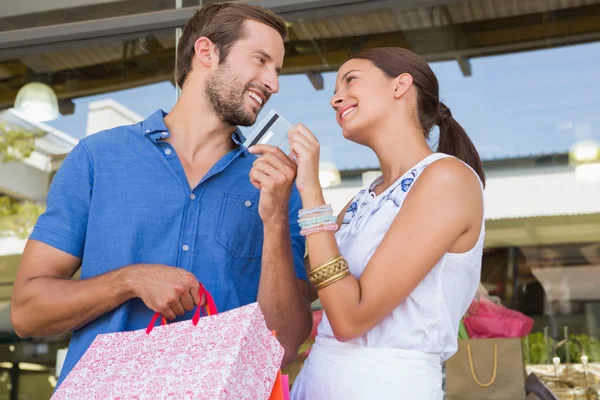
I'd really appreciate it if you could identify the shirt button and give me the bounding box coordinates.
[245,200,252,207]
[182,244,189,252]
[164,148,172,156]
[145,129,151,133]
[161,131,169,137]
[190,193,196,200]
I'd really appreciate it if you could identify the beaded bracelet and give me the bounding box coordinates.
[302,211,333,221]
[298,204,333,218]
[300,221,338,236]
[298,215,337,228]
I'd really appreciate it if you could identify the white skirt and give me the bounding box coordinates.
[290,336,443,400]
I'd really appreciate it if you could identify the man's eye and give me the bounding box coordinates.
[256,57,266,64]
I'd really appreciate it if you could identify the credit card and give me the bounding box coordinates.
[244,109,292,154]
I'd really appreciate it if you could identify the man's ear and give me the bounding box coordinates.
[393,73,414,99]
[194,36,216,67]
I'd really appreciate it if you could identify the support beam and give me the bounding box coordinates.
[306,71,324,90]
[59,99,75,116]
[1,0,121,19]
[264,0,464,22]
[525,222,541,243]
[456,55,471,77]
[280,12,600,73]
[439,5,472,77]
[10,363,19,400]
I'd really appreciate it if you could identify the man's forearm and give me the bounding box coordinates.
[257,217,312,366]
[11,268,135,338]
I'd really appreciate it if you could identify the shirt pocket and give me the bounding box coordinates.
[216,193,264,258]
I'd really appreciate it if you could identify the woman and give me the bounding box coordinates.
[268,47,484,398]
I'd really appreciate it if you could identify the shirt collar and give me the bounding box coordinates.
[142,110,249,156]
[141,110,169,143]
[232,128,249,156]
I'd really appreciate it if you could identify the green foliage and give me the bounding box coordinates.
[0,121,41,162]
[0,197,45,238]
[523,332,600,365]
[0,121,45,237]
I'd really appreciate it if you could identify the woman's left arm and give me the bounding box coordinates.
[289,126,483,342]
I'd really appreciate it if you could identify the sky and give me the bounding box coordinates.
[47,41,600,171]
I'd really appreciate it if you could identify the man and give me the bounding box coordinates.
[10,2,313,388]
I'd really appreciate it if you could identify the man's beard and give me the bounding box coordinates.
[204,63,267,127]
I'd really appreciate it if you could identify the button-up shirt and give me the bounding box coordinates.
[30,110,307,387]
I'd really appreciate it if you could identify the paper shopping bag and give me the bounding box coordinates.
[270,369,285,400]
[281,374,291,400]
[267,332,291,400]
[445,338,527,400]
[268,372,291,400]
[52,284,284,400]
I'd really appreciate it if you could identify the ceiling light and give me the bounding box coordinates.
[14,82,60,122]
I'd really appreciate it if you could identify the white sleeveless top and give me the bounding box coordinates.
[316,153,485,361]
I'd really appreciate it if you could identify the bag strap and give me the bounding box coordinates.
[467,343,498,387]
[192,283,218,325]
[146,283,218,334]
[145,313,168,334]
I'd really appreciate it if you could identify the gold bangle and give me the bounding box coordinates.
[315,268,351,291]
[309,255,349,288]
[308,254,342,285]
[308,254,344,286]
[309,255,343,275]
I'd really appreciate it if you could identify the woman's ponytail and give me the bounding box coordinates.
[436,102,486,187]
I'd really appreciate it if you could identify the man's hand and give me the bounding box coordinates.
[248,145,297,223]
[247,145,312,366]
[11,241,207,338]
[123,264,204,320]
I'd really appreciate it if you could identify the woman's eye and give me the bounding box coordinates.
[346,76,356,83]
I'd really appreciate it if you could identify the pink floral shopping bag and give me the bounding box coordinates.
[52,284,284,399]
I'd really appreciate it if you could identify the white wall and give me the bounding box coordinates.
[86,99,143,136]
[323,168,600,220]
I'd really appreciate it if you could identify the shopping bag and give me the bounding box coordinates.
[464,297,534,339]
[445,338,527,400]
[281,374,291,400]
[269,373,290,400]
[270,369,284,400]
[268,331,286,400]
[52,283,284,399]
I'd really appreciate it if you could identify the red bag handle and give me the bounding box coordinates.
[146,283,217,334]
[145,313,168,333]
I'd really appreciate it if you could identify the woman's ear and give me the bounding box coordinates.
[393,73,413,99]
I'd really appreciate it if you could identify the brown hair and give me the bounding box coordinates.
[175,2,287,88]
[348,47,486,187]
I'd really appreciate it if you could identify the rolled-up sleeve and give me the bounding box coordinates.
[29,140,94,258]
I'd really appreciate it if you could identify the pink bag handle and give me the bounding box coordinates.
[146,283,218,334]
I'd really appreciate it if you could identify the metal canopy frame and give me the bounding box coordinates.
[0,0,599,97]
[0,0,462,58]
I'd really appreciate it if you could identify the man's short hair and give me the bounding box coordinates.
[175,2,287,88]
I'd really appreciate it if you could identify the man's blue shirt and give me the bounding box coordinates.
[30,110,307,387]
